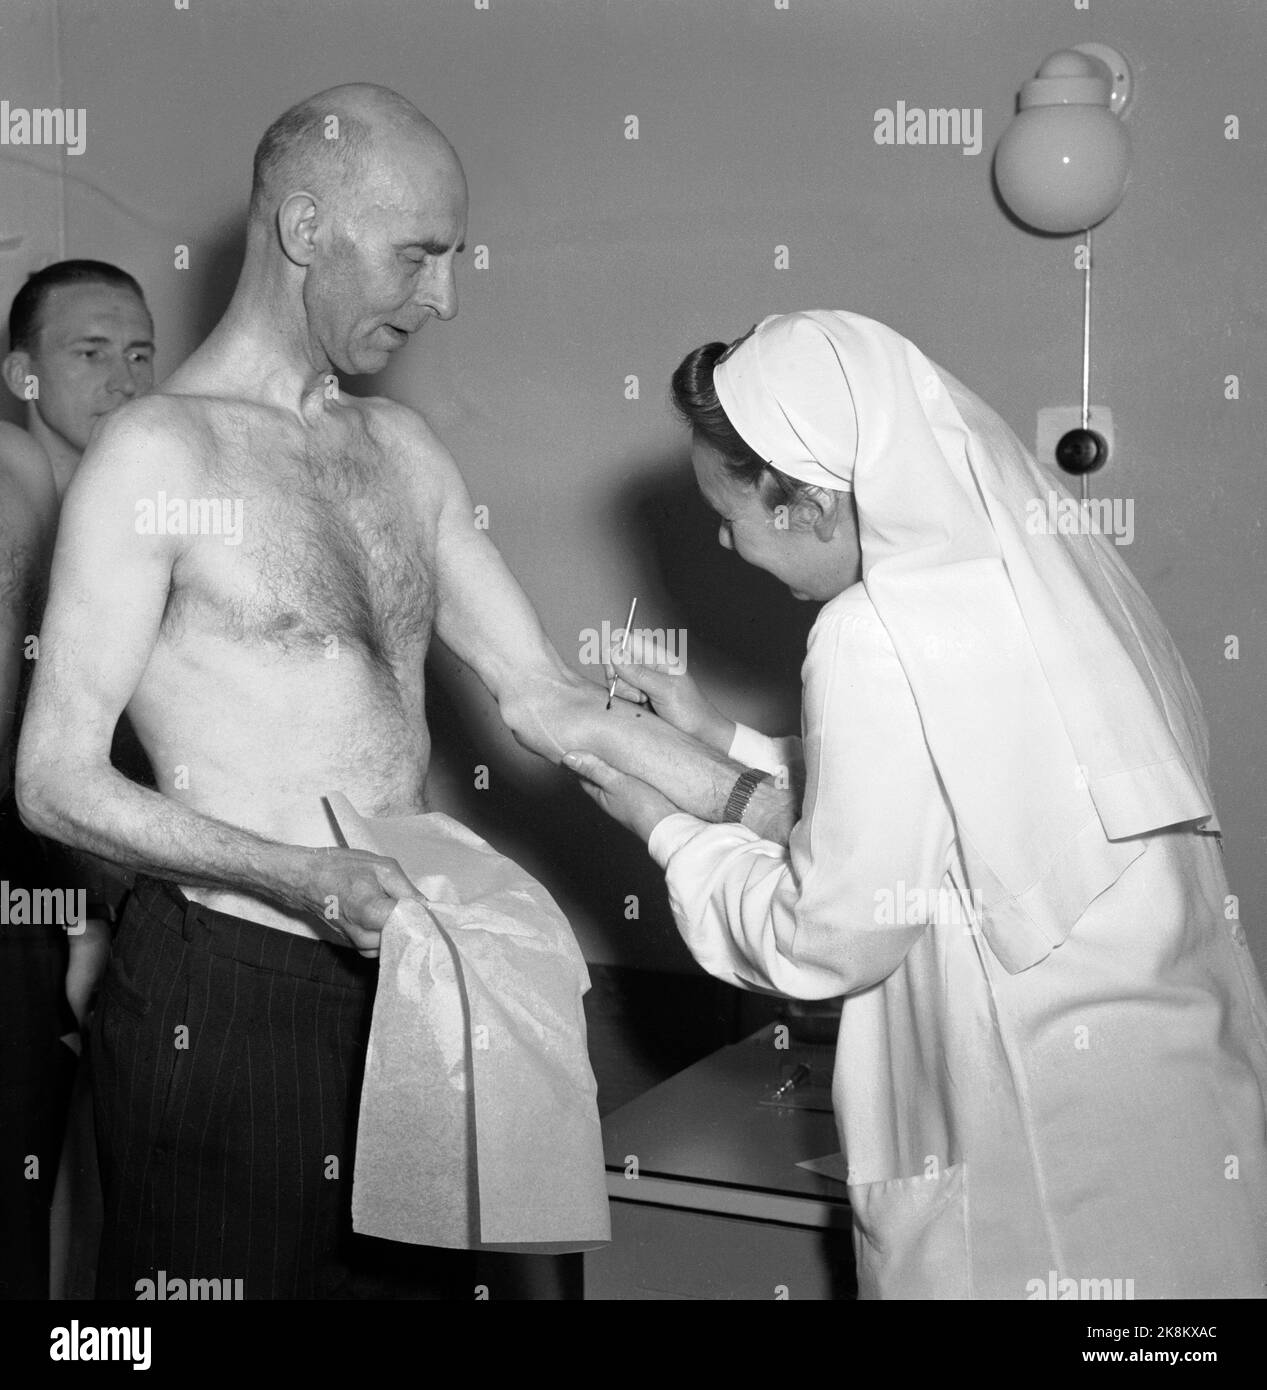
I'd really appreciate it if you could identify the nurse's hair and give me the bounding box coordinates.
[671,340,818,510]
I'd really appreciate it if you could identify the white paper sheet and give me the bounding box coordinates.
[327,792,610,1253]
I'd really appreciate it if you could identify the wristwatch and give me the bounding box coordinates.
[723,767,772,824]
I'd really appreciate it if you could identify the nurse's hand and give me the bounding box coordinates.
[605,639,735,754]
[563,750,680,843]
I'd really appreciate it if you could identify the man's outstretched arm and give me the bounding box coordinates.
[423,417,797,842]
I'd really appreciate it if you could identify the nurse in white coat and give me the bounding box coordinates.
[564,310,1267,1300]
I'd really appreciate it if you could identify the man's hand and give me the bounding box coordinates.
[604,635,735,754]
[563,751,680,843]
[300,847,425,958]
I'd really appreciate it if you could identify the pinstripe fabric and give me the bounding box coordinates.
[91,877,381,1300]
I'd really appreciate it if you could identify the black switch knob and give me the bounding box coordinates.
[1055,427,1108,475]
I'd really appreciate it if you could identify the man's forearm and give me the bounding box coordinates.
[18,764,315,912]
[508,676,734,811]
[509,677,800,841]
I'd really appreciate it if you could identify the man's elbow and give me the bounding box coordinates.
[14,734,80,839]
[14,767,56,837]
[15,758,56,837]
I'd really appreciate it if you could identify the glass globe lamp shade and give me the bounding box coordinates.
[994,49,1131,234]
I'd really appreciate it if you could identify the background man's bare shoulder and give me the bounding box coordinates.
[0,450,46,599]
[0,421,56,522]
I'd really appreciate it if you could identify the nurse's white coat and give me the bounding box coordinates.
[648,587,1267,1299]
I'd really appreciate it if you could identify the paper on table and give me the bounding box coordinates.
[327,792,610,1253]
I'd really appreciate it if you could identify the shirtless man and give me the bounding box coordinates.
[16,86,782,1298]
[2,260,155,806]
[0,261,153,1299]
[1,260,155,966]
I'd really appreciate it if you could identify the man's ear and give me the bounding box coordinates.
[276,190,321,267]
[2,350,33,404]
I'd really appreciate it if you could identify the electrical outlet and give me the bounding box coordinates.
[1035,406,1115,472]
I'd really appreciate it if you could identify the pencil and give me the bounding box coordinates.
[606,596,638,710]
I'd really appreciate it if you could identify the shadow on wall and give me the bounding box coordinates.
[188,216,248,348]
[428,448,816,967]
[620,459,819,689]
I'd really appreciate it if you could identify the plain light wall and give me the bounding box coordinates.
[0,2,68,400]
[2,0,1264,976]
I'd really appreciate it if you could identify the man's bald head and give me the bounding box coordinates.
[245,84,467,377]
[248,84,457,228]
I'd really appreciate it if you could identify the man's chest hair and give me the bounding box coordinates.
[168,401,436,669]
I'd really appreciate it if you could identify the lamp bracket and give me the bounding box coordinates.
[1073,42,1133,116]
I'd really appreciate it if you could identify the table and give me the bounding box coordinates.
[583,1025,855,1299]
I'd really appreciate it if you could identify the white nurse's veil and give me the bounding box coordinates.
[715,310,1215,973]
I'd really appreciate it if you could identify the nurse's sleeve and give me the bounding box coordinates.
[647,601,954,999]
[728,722,803,781]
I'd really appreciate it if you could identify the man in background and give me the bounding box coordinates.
[0,260,154,1297]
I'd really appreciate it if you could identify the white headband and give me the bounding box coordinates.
[713,313,859,491]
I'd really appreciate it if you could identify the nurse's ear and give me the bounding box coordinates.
[769,496,820,534]
[761,470,854,539]
[790,485,854,542]
[765,478,827,534]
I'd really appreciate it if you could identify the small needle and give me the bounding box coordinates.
[770,1063,811,1102]
[606,596,638,710]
